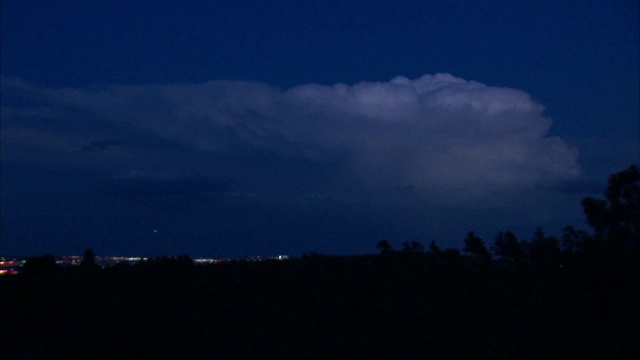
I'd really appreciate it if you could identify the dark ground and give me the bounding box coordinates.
[1,253,638,359]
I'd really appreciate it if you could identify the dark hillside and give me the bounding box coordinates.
[1,253,637,359]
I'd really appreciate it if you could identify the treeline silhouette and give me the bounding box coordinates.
[1,166,638,359]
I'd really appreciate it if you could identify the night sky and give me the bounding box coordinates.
[1,0,638,258]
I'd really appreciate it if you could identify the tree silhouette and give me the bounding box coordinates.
[581,165,640,262]
[605,165,640,242]
[427,240,442,256]
[492,231,525,263]
[527,228,561,266]
[81,248,98,268]
[582,197,608,237]
[560,226,587,254]
[411,241,424,252]
[463,232,491,262]
[376,240,393,255]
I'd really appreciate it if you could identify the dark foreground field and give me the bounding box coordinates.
[1,253,638,359]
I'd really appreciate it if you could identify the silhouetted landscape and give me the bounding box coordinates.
[1,166,638,359]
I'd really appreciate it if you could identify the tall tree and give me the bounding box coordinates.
[527,228,561,266]
[560,226,590,255]
[582,165,640,253]
[492,231,525,263]
[427,240,442,256]
[81,248,97,267]
[463,232,491,262]
[376,240,393,255]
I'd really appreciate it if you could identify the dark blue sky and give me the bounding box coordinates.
[1,0,638,257]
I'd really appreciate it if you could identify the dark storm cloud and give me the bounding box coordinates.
[2,74,580,205]
[98,172,232,199]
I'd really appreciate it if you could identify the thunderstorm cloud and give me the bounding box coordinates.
[2,74,580,203]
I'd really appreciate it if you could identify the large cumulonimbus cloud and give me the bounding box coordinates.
[2,73,580,201]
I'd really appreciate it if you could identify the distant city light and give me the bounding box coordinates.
[0,254,290,275]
